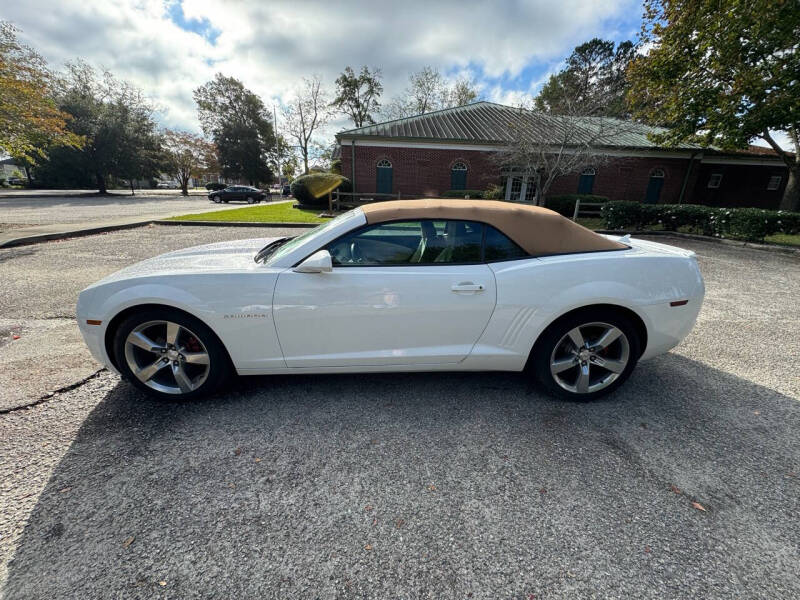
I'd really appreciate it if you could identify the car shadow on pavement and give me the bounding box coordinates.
[5,354,800,599]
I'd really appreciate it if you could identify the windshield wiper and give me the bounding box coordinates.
[254,237,289,263]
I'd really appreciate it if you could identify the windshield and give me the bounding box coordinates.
[262,208,362,266]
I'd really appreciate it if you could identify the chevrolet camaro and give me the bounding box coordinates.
[77,200,704,401]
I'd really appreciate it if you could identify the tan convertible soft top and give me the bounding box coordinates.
[361,199,626,256]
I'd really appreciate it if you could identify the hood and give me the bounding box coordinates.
[89,237,282,286]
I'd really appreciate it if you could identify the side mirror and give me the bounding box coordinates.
[293,250,333,273]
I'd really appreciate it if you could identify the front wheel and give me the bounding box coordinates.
[113,309,230,400]
[531,309,641,401]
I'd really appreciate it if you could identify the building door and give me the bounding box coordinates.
[645,169,665,204]
[505,176,523,202]
[376,159,393,194]
[504,175,537,203]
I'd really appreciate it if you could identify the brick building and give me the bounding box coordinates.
[336,102,788,209]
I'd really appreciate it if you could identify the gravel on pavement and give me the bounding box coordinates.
[0,227,798,599]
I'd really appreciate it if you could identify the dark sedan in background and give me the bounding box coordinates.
[208,186,267,204]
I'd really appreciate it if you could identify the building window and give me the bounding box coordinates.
[707,173,723,189]
[767,175,782,191]
[577,167,596,194]
[376,159,393,194]
[645,168,665,204]
[450,161,468,190]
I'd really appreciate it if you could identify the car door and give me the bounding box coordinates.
[272,219,497,367]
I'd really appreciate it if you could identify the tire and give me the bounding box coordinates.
[531,308,641,401]
[113,308,231,400]
[247,196,255,204]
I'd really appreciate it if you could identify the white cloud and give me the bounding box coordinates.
[6,0,640,141]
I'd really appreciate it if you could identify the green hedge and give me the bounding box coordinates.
[601,201,800,242]
[545,194,610,217]
[291,173,352,206]
[441,189,485,198]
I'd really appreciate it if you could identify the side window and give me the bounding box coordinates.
[327,220,483,266]
[484,225,528,261]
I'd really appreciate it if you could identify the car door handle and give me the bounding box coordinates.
[451,282,485,292]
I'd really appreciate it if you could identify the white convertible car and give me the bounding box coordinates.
[77,200,704,401]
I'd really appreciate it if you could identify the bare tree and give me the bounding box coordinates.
[495,99,638,205]
[384,67,483,119]
[441,76,481,108]
[282,75,330,174]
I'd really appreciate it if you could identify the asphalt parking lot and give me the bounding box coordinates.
[0,226,798,598]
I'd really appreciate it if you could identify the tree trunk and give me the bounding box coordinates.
[130,180,135,196]
[779,166,799,212]
[97,173,107,194]
[181,179,188,196]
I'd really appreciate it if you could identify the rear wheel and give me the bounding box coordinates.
[113,308,230,400]
[532,309,641,401]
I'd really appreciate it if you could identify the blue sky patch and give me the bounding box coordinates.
[167,0,220,44]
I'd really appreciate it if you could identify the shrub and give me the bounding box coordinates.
[330,159,342,175]
[601,201,800,242]
[291,173,351,206]
[205,182,226,191]
[441,189,485,198]
[545,194,610,217]
[484,183,504,199]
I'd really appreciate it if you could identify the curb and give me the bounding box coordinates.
[0,220,154,249]
[155,220,317,229]
[597,229,800,255]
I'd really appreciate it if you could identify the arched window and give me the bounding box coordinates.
[645,168,665,204]
[450,161,468,190]
[376,159,393,194]
[577,167,596,194]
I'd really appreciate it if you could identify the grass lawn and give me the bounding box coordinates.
[167,201,328,224]
[764,232,800,247]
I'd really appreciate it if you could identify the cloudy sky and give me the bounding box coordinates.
[6,0,643,142]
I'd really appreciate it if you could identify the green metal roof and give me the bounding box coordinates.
[336,101,701,151]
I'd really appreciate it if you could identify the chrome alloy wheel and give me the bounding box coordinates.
[124,320,211,395]
[549,321,630,395]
